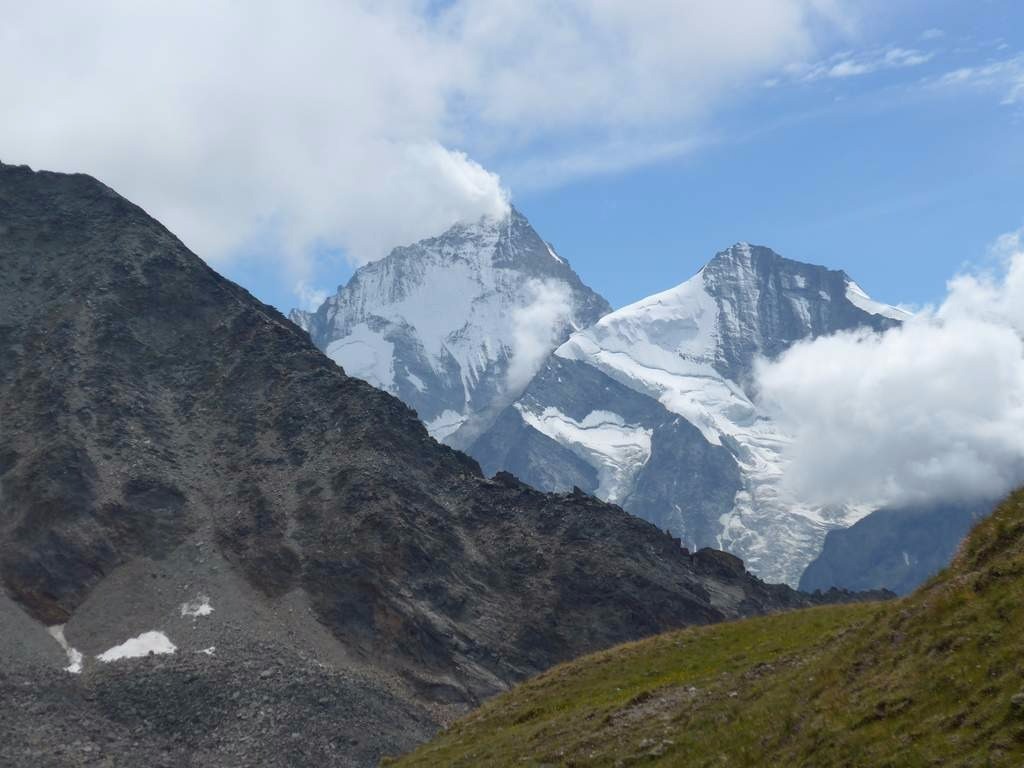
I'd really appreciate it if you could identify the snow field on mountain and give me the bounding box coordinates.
[516,406,652,504]
[544,246,903,584]
[326,324,396,390]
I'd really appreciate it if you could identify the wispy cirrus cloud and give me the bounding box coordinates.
[504,136,708,192]
[931,54,1024,105]
[781,45,935,83]
[766,33,1024,117]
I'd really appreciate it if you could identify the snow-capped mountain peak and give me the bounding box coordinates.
[559,242,903,391]
[473,244,907,585]
[295,206,610,444]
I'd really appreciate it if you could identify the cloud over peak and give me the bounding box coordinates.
[0,0,854,301]
[756,229,1024,509]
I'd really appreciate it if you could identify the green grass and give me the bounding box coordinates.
[392,490,1024,767]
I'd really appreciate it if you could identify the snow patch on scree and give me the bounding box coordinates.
[180,595,213,618]
[98,631,177,662]
[47,625,84,674]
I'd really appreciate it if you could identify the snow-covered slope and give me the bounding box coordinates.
[298,207,610,444]
[288,308,312,333]
[472,243,907,585]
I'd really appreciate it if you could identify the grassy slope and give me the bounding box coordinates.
[393,490,1024,767]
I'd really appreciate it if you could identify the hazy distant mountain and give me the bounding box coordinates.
[800,500,993,595]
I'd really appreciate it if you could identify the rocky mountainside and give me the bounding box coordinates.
[471,244,910,585]
[0,163,854,767]
[295,207,610,445]
[395,489,1024,768]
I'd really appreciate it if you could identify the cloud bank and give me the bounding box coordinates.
[0,0,852,300]
[756,230,1024,509]
[0,2,507,278]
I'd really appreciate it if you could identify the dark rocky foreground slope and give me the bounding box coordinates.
[0,163,873,767]
[396,490,1024,768]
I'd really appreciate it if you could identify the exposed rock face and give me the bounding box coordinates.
[800,500,993,595]
[471,244,909,585]
[698,244,906,381]
[296,207,611,444]
[0,163,841,766]
[472,356,743,552]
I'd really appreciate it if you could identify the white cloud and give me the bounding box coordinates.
[445,0,850,133]
[504,137,707,192]
[293,282,330,313]
[992,228,1023,258]
[506,279,573,394]
[0,1,502,282]
[755,228,1024,509]
[0,1,853,302]
[920,28,945,41]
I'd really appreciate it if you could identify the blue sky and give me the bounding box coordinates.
[3,1,1021,314]
[221,1,1023,314]
[511,1,1024,311]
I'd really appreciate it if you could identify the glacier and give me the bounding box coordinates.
[294,222,908,586]
[472,243,905,585]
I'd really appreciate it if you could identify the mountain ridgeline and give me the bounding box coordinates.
[471,244,911,585]
[0,163,869,767]
[297,233,913,586]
